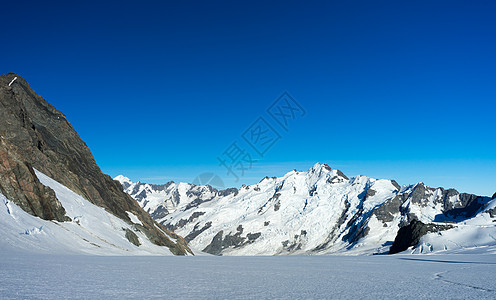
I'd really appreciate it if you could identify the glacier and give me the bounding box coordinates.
[1,249,495,299]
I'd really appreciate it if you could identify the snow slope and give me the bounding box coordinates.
[413,206,496,254]
[0,170,183,255]
[117,163,496,256]
[1,251,495,299]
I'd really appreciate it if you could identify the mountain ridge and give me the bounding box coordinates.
[116,162,496,255]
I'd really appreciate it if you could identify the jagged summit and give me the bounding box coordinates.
[114,175,133,189]
[117,162,496,256]
[114,175,132,182]
[115,162,350,218]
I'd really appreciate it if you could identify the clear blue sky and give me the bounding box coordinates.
[2,1,495,195]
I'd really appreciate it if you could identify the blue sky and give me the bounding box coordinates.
[2,1,495,195]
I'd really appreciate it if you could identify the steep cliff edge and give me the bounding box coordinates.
[0,73,191,255]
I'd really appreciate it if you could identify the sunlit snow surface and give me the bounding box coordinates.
[0,249,495,299]
[0,170,176,255]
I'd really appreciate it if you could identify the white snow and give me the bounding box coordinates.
[114,175,132,185]
[8,76,17,86]
[0,250,495,299]
[0,170,179,255]
[126,211,143,225]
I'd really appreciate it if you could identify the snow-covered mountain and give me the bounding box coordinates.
[115,175,236,220]
[116,163,496,255]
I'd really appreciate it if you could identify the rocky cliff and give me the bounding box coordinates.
[0,73,191,255]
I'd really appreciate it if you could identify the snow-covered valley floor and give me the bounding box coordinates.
[1,250,495,299]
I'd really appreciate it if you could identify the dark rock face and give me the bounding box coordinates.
[149,182,173,192]
[0,73,190,255]
[390,180,401,190]
[409,183,435,206]
[443,193,487,219]
[373,183,490,225]
[409,185,487,218]
[365,188,376,198]
[202,227,262,255]
[389,220,452,254]
[202,231,225,255]
[492,193,496,200]
[373,194,404,224]
[150,205,169,219]
[0,147,69,222]
[322,163,332,172]
[167,211,206,232]
[124,228,141,247]
[336,169,349,180]
[184,221,212,242]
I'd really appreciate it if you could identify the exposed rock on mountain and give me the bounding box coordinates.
[0,73,190,255]
[117,163,496,256]
[388,220,453,254]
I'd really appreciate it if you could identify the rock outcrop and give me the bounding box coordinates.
[388,220,452,254]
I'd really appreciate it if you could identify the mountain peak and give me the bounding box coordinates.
[2,73,28,89]
[0,74,191,255]
[309,162,332,173]
[114,175,132,184]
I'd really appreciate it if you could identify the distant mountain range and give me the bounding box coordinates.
[116,164,496,255]
[0,73,191,255]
